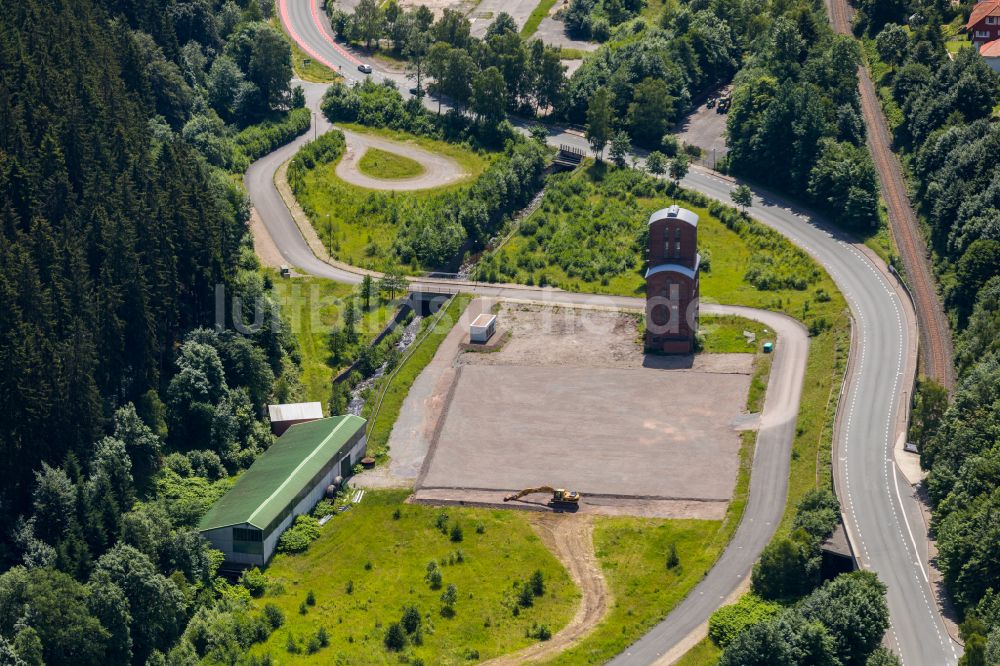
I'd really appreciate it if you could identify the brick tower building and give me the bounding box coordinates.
[645,205,700,353]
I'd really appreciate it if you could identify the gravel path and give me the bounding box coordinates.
[335,128,469,191]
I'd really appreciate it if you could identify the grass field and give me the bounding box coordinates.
[249,490,579,665]
[270,17,339,83]
[698,315,771,354]
[521,0,559,37]
[558,47,589,60]
[673,636,722,666]
[294,125,489,273]
[270,275,395,405]
[539,518,726,665]
[357,147,426,179]
[942,15,973,55]
[362,294,473,461]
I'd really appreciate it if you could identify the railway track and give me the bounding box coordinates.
[827,0,955,388]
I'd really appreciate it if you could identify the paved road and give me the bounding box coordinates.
[266,3,958,663]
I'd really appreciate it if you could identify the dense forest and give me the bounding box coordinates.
[0,0,315,663]
[856,0,1000,661]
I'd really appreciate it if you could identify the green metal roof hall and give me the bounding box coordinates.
[198,414,367,568]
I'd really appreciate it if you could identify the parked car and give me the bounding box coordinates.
[706,97,716,108]
[409,86,425,97]
[357,63,373,74]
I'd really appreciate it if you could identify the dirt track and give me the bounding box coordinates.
[334,128,469,191]
[480,515,609,666]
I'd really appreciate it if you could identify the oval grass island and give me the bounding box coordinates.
[357,147,426,180]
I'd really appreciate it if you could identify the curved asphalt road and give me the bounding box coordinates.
[265,3,960,664]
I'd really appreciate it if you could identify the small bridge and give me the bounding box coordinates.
[553,144,585,170]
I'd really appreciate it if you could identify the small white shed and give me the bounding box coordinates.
[268,401,324,436]
[470,313,497,344]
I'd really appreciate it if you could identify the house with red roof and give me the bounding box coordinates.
[967,0,1000,47]
[980,39,1000,72]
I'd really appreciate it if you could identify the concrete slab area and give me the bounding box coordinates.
[417,363,751,511]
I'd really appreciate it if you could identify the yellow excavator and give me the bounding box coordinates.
[503,486,582,505]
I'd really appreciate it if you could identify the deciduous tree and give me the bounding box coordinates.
[586,87,612,160]
[731,184,753,213]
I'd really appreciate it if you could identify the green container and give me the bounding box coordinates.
[763,341,774,353]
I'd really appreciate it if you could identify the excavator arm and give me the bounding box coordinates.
[504,486,555,502]
[503,487,581,503]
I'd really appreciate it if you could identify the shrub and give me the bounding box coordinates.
[306,590,316,606]
[298,601,307,615]
[517,583,535,608]
[450,523,464,542]
[792,488,840,541]
[277,515,321,554]
[312,499,336,517]
[262,603,285,629]
[476,522,486,534]
[708,593,782,648]
[435,513,449,533]
[317,626,329,647]
[532,624,552,641]
[401,605,421,634]
[384,622,406,651]
[441,583,458,617]
[751,530,822,601]
[666,544,680,569]
[231,108,311,173]
[239,567,270,598]
[530,570,545,596]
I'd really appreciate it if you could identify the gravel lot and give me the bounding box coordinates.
[411,304,753,518]
[675,88,731,164]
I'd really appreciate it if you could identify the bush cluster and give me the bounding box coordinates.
[230,107,312,172]
[276,515,321,554]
